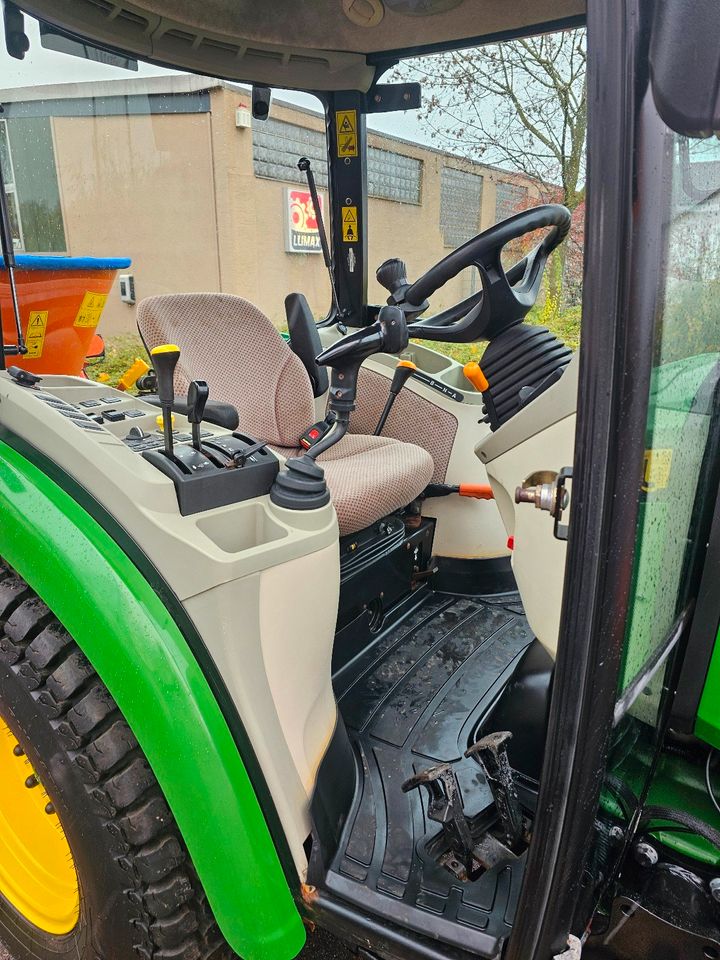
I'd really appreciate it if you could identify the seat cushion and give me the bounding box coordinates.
[275,434,434,537]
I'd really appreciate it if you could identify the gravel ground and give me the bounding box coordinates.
[0,927,357,960]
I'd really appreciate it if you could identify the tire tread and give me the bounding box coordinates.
[0,562,234,960]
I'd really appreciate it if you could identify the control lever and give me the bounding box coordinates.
[150,344,181,459]
[465,731,523,847]
[231,439,268,467]
[376,258,429,316]
[374,360,416,436]
[187,379,209,451]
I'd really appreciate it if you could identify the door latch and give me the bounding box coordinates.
[514,467,572,540]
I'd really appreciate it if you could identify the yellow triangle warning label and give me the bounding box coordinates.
[335,111,358,157]
[342,206,358,242]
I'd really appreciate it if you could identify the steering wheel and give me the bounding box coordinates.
[376,204,571,344]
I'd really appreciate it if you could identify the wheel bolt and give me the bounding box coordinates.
[44,802,55,815]
[24,773,39,789]
[13,744,24,756]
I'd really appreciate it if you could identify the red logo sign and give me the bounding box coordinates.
[287,188,323,254]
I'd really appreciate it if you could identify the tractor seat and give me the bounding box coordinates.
[137,293,434,536]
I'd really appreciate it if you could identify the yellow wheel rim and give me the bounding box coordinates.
[0,713,80,934]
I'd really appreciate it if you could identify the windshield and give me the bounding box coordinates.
[372,27,586,364]
[1,14,334,352]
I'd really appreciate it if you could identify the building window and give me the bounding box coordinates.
[368,146,421,204]
[440,167,483,247]
[253,118,328,187]
[253,118,422,205]
[0,121,24,250]
[0,118,66,253]
[495,180,528,221]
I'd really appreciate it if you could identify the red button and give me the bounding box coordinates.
[309,428,320,439]
[507,536,515,550]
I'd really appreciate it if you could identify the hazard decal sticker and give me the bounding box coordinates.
[336,110,358,158]
[25,310,48,359]
[342,205,358,242]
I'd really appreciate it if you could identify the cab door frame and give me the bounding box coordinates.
[505,0,667,956]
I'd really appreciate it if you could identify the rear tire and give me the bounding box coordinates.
[0,559,234,960]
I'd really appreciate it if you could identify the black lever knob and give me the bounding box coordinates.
[187,381,209,423]
[187,379,209,451]
[150,344,180,456]
[151,344,180,405]
[376,258,409,297]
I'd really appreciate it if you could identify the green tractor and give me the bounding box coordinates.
[1,1,719,959]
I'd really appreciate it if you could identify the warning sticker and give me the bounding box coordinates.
[335,110,358,158]
[642,448,673,493]
[25,311,48,359]
[74,291,108,329]
[342,205,358,242]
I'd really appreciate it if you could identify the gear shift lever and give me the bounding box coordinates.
[150,344,180,458]
[374,359,416,436]
[187,379,209,451]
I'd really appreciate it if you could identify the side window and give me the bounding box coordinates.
[0,120,24,249]
[0,117,66,253]
[620,136,720,703]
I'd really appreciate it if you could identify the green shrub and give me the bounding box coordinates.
[91,304,582,387]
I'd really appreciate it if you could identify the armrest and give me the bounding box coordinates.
[142,395,240,431]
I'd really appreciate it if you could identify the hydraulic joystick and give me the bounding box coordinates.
[150,343,181,458]
[187,379,209,451]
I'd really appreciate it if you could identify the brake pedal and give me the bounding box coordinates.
[466,731,523,847]
[402,762,477,878]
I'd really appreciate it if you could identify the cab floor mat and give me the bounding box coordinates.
[327,591,535,959]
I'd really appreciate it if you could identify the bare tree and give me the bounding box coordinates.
[394,29,586,304]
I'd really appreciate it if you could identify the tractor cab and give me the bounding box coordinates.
[1,3,720,960]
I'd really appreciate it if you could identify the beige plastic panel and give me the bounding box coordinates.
[0,372,339,877]
[318,328,509,560]
[476,357,579,657]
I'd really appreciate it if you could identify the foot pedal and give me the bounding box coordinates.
[466,731,523,846]
[402,763,478,879]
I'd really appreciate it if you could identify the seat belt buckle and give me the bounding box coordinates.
[299,418,334,450]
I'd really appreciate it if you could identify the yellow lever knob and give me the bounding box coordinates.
[463,361,489,393]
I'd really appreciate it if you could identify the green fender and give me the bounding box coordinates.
[0,439,306,960]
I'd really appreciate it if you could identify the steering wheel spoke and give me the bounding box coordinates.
[397,203,571,344]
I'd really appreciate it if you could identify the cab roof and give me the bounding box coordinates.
[18,0,585,92]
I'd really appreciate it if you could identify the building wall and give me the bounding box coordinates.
[32,85,536,337]
[52,111,221,337]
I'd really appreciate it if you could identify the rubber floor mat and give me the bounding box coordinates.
[328,591,535,957]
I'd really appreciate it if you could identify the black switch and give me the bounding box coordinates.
[104,410,126,422]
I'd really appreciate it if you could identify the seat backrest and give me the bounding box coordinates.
[285,292,329,398]
[137,293,315,447]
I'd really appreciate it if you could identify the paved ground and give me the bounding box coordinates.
[0,927,357,959]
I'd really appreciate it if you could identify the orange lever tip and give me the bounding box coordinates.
[397,359,417,370]
[458,483,494,500]
[463,361,489,393]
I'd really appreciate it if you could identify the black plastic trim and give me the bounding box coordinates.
[505,3,663,957]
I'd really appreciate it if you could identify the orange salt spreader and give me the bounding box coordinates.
[1,255,131,376]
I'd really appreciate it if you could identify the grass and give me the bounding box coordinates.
[88,306,581,388]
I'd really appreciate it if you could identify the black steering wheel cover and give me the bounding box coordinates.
[405,203,571,307]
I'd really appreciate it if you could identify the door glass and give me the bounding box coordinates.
[620,134,720,704]
[583,124,720,930]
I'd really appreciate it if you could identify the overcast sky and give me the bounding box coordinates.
[2,15,433,146]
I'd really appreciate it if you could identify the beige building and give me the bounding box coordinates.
[1,74,536,336]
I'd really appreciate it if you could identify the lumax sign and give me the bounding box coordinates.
[286,188,323,254]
